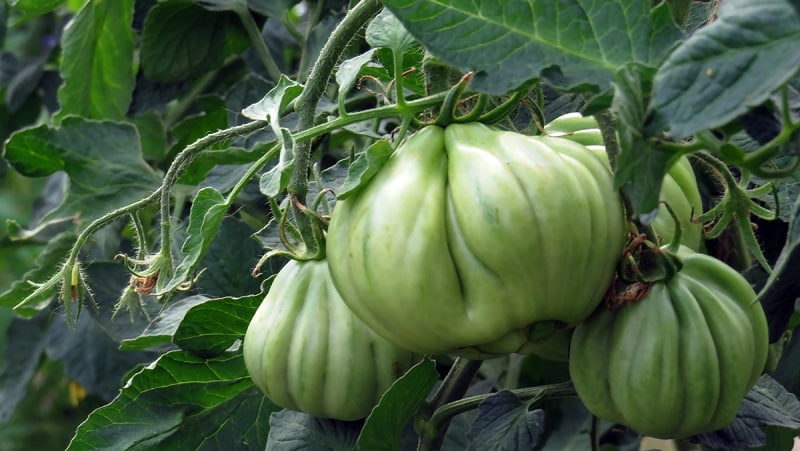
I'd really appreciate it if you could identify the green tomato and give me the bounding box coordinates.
[243,259,418,421]
[545,113,704,250]
[327,123,626,358]
[569,248,768,439]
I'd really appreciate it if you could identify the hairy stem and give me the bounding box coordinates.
[67,190,161,273]
[288,0,382,248]
[159,120,267,265]
[594,110,620,168]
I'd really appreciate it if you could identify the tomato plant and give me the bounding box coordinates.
[1,0,800,450]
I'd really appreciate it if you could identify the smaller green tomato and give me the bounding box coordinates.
[569,248,769,439]
[243,259,418,421]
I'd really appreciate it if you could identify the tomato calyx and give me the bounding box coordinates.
[604,228,684,310]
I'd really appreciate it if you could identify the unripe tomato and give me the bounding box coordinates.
[243,259,418,421]
[545,113,704,250]
[569,248,768,439]
[327,123,626,358]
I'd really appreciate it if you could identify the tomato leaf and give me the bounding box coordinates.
[611,63,682,216]
[132,112,168,163]
[3,117,161,224]
[67,350,277,450]
[758,193,800,341]
[55,0,135,121]
[358,359,439,451]
[140,1,249,83]
[647,0,800,138]
[196,219,264,298]
[464,391,545,451]
[337,140,393,200]
[157,187,228,295]
[246,0,300,18]
[8,0,66,18]
[46,311,158,401]
[772,330,800,397]
[194,0,248,14]
[119,295,210,351]
[244,76,302,197]
[691,375,800,449]
[366,8,417,53]
[335,49,377,115]
[265,410,362,450]
[381,0,683,94]
[172,293,263,358]
[6,56,47,113]
[0,313,49,424]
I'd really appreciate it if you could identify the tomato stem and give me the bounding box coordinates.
[417,358,482,451]
[236,8,283,82]
[288,0,382,252]
[419,380,577,450]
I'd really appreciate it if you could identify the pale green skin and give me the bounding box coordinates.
[544,112,704,250]
[243,259,418,421]
[569,250,769,439]
[326,123,626,357]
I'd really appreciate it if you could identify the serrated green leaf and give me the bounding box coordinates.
[337,140,393,200]
[157,188,228,295]
[67,350,278,451]
[242,75,302,124]
[358,359,438,451]
[243,76,301,197]
[693,375,800,449]
[56,0,135,121]
[611,63,681,216]
[140,1,249,83]
[173,293,262,357]
[335,49,377,114]
[266,410,362,451]
[0,231,75,315]
[648,0,800,138]
[465,391,545,451]
[3,117,161,224]
[119,295,210,351]
[366,8,417,52]
[381,0,683,94]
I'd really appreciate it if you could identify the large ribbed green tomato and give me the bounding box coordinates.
[326,123,626,358]
[569,249,768,439]
[243,259,418,421]
[544,113,704,250]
